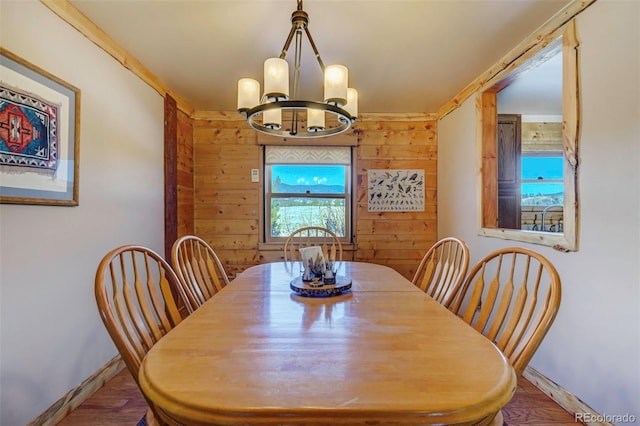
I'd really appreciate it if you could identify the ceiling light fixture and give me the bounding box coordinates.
[237,0,358,139]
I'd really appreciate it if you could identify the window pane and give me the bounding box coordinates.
[271,165,346,193]
[521,157,563,180]
[270,197,346,237]
[522,183,564,205]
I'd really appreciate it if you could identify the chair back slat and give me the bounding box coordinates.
[125,274,158,353]
[158,262,183,329]
[484,254,517,340]
[116,256,158,356]
[283,226,343,262]
[475,272,501,333]
[417,257,437,292]
[496,283,528,352]
[141,253,175,339]
[190,243,214,300]
[509,289,553,367]
[461,270,485,326]
[431,243,458,300]
[200,244,225,293]
[486,277,514,341]
[176,245,204,307]
[499,259,538,354]
[112,274,150,362]
[432,257,452,300]
[452,247,561,376]
[412,237,469,308]
[171,235,230,312]
[502,264,543,358]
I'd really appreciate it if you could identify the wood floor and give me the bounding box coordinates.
[56,368,581,426]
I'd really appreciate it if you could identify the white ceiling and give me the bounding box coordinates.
[68,0,571,114]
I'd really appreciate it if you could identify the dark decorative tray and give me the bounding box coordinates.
[290,275,352,297]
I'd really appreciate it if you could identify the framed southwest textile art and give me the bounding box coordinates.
[0,48,80,206]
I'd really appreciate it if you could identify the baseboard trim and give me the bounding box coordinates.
[523,366,612,425]
[28,355,125,426]
[25,358,608,425]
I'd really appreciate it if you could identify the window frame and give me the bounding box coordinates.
[263,147,353,244]
[520,151,564,205]
[477,20,579,252]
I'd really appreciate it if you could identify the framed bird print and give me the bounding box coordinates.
[367,169,424,212]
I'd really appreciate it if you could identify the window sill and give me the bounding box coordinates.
[478,227,576,252]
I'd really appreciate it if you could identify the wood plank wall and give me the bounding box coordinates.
[354,118,438,279]
[522,122,562,152]
[164,96,178,259]
[176,109,194,236]
[187,114,437,280]
[192,116,263,278]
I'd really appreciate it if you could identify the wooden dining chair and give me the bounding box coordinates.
[95,245,189,426]
[171,235,230,312]
[283,226,343,262]
[450,246,562,376]
[411,237,469,309]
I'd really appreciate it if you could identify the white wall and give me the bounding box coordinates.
[0,2,166,425]
[438,0,639,419]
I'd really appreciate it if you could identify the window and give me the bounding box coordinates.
[521,154,564,206]
[520,153,565,233]
[264,146,352,242]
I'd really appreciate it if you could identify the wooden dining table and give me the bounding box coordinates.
[139,261,516,425]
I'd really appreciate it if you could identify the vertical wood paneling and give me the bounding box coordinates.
[191,115,438,280]
[479,91,498,229]
[193,120,263,277]
[177,109,194,237]
[164,96,178,259]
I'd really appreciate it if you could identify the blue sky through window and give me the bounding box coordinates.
[271,165,346,193]
[522,157,563,196]
[522,157,563,180]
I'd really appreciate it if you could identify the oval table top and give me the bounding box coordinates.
[140,261,516,425]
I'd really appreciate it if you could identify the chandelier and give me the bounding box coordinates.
[237,0,358,139]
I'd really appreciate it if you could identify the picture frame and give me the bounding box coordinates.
[367,169,425,212]
[1,48,80,206]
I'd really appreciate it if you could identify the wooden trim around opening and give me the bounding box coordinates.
[477,20,580,252]
[27,356,125,426]
[523,366,613,426]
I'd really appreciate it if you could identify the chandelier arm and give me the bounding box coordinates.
[291,28,304,134]
[293,28,303,99]
[279,25,298,60]
[303,27,326,71]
